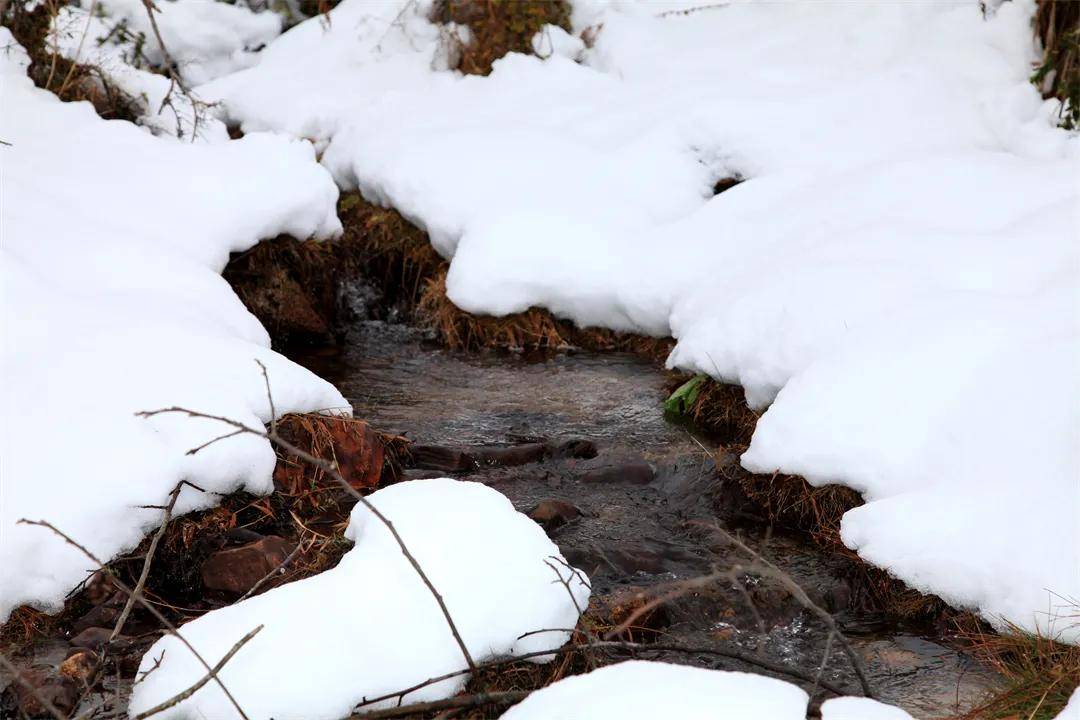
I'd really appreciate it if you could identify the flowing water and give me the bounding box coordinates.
[292,319,1001,718]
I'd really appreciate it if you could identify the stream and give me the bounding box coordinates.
[291,319,1001,719]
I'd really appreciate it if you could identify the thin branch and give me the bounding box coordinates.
[132,625,263,719]
[353,636,852,713]
[110,480,193,642]
[698,522,875,698]
[236,539,306,603]
[350,690,528,719]
[139,386,477,672]
[18,519,252,720]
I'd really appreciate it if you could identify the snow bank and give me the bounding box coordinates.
[501,660,913,720]
[128,478,589,720]
[49,0,282,140]
[201,0,1080,640]
[0,29,344,621]
[80,0,281,85]
[1057,688,1080,720]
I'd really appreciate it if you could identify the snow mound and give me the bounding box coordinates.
[81,0,281,85]
[0,28,344,621]
[501,660,914,720]
[202,0,1080,640]
[128,478,590,720]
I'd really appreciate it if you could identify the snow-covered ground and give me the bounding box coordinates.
[0,25,344,619]
[201,0,1080,642]
[2,0,1078,716]
[128,478,590,719]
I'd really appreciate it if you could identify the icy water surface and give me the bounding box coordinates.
[293,320,1001,719]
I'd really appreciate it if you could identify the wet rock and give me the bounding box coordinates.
[6,666,78,718]
[547,438,598,459]
[402,468,448,480]
[71,600,121,634]
[59,650,99,687]
[82,571,117,606]
[589,585,669,641]
[579,460,655,485]
[408,445,475,473]
[69,627,112,651]
[527,499,582,532]
[274,415,388,499]
[70,627,136,654]
[472,443,547,467]
[201,536,295,596]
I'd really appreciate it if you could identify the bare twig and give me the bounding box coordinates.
[110,480,197,642]
[350,690,528,719]
[237,538,307,603]
[138,361,477,671]
[700,522,875,698]
[353,636,852,712]
[18,519,252,720]
[132,625,263,719]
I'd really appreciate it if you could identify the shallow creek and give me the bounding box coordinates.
[291,320,1001,719]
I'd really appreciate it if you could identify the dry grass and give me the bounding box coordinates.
[3,2,139,121]
[0,607,62,653]
[960,616,1080,719]
[432,0,572,76]
[1034,0,1080,129]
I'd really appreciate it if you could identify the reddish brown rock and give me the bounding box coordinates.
[579,460,655,485]
[527,499,582,532]
[69,626,111,651]
[273,415,391,511]
[408,445,476,473]
[201,536,295,596]
[472,443,547,467]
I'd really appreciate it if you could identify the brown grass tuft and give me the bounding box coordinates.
[1034,0,1080,129]
[959,615,1080,719]
[0,606,61,652]
[3,2,140,121]
[433,0,573,76]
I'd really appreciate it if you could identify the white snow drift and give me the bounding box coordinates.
[501,660,914,720]
[201,0,1080,640]
[0,28,345,621]
[128,479,590,720]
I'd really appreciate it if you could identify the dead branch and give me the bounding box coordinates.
[351,690,528,719]
[110,480,199,643]
[710,523,874,698]
[18,519,252,720]
[131,625,263,719]
[602,523,875,698]
[137,360,477,671]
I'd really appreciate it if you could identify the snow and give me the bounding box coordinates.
[821,696,916,720]
[501,660,914,720]
[1057,688,1080,720]
[48,0,282,141]
[0,28,345,621]
[128,478,590,720]
[79,0,281,85]
[199,0,1080,640]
